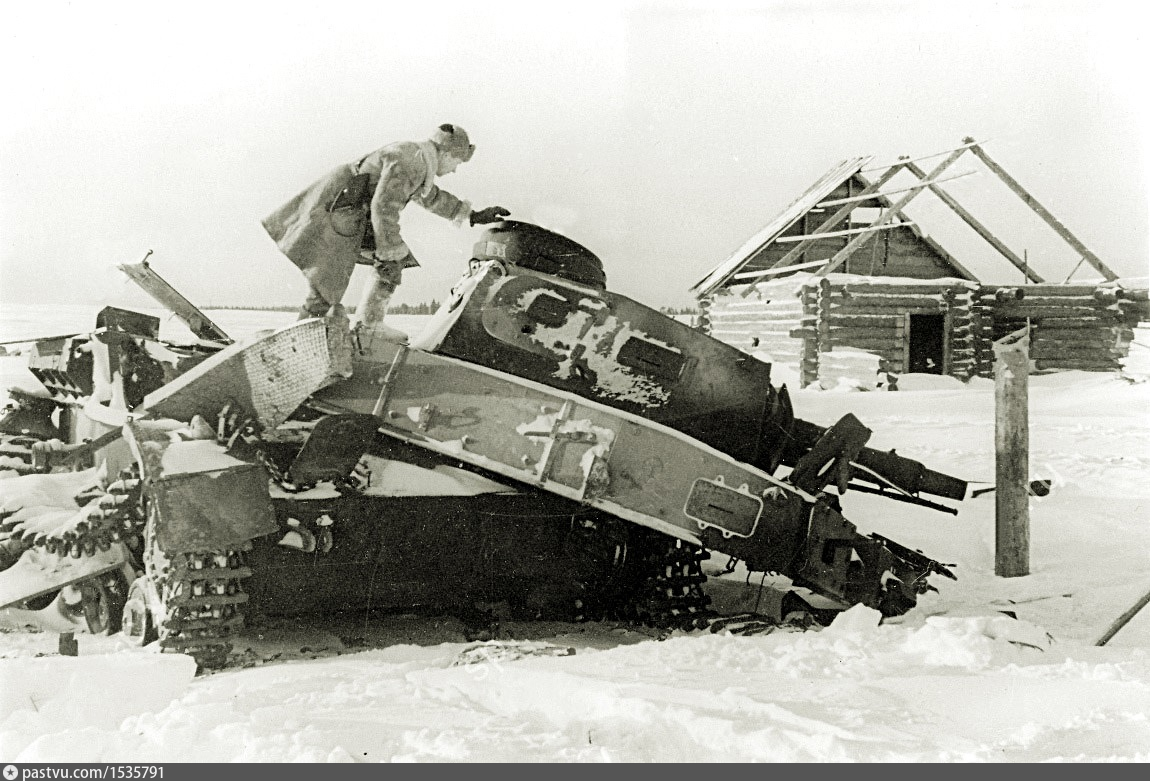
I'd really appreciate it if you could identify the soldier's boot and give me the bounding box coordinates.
[353,269,406,353]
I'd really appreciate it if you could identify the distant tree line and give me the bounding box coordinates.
[659,306,699,316]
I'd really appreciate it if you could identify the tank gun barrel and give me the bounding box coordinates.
[783,417,967,504]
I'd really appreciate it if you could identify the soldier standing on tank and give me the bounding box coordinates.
[261,123,510,331]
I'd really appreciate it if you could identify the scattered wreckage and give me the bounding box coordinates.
[0,222,967,669]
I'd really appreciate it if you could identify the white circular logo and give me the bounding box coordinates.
[3,765,18,781]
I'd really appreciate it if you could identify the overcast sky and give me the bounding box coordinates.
[2,0,1146,311]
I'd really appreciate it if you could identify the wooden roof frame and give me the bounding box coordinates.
[692,138,1119,297]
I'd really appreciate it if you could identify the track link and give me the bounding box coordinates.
[0,466,145,559]
[625,537,715,630]
[0,433,39,476]
[151,547,252,670]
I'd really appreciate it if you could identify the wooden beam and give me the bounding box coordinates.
[967,142,1119,281]
[739,164,907,297]
[774,221,915,243]
[860,137,986,173]
[901,159,1044,283]
[817,147,970,277]
[816,171,976,208]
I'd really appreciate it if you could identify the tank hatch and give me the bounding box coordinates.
[471,220,607,289]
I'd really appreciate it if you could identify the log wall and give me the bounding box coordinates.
[976,285,1144,374]
[699,275,1149,388]
[702,276,810,382]
[819,279,976,386]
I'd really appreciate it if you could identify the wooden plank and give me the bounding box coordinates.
[860,138,985,173]
[1020,315,1119,327]
[991,307,1107,319]
[902,159,1043,283]
[828,338,906,352]
[828,327,901,340]
[968,142,1118,281]
[818,146,970,277]
[828,305,943,316]
[710,302,804,314]
[708,315,804,327]
[1034,359,1120,371]
[1016,285,1107,296]
[1034,351,1123,361]
[1032,353,1121,366]
[825,315,905,328]
[1031,341,1121,354]
[839,283,971,296]
[833,295,948,309]
[775,221,915,243]
[992,295,1108,306]
[711,321,801,334]
[1034,330,1118,342]
[714,296,805,309]
[943,310,954,375]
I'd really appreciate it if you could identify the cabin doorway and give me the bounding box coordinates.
[907,314,946,374]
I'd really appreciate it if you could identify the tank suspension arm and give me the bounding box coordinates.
[30,427,125,473]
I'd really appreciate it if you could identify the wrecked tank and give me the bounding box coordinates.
[0,222,967,670]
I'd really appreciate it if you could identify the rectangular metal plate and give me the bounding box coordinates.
[152,464,278,553]
[683,478,762,538]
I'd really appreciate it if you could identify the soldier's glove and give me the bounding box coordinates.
[469,206,511,226]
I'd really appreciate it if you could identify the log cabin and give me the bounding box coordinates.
[691,139,1149,388]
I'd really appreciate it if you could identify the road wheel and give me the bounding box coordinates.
[80,570,128,635]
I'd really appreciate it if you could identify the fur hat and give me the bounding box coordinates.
[431,123,474,162]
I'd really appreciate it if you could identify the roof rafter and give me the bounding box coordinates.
[734,164,906,297]
[966,140,1118,281]
[815,146,969,277]
[897,158,1043,282]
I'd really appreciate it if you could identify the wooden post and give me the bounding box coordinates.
[993,326,1031,577]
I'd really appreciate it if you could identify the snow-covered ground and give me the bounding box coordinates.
[1,310,1149,762]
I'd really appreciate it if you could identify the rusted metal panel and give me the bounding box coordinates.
[149,465,277,554]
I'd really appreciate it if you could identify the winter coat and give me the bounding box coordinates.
[262,141,471,306]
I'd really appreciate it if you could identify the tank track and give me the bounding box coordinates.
[0,466,145,558]
[147,546,252,670]
[567,518,797,637]
[561,517,716,631]
[0,433,39,476]
[624,537,715,629]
